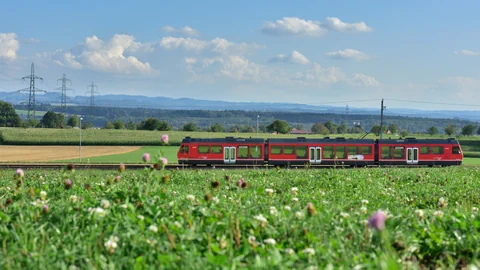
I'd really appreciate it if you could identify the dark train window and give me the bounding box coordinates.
[180,145,189,153]
[323,146,334,159]
[348,146,358,155]
[198,146,209,153]
[394,147,405,159]
[420,147,429,154]
[296,146,307,158]
[271,146,282,155]
[250,146,262,158]
[360,146,372,155]
[284,146,294,155]
[336,146,346,159]
[452,146,461,154]
[238,146,249,158]
[381,146,392,159]
[432,146,444,154]
[211,146,222,154]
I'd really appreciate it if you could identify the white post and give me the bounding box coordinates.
[256,115,259,137]
[79,117,83,162]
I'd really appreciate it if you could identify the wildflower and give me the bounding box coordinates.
[285,248,295,255]
[84,183,91,191]
[237,178,244,187]
[368,211,387,231]
[438,197,447,208]
[120,204,128,209]
[360,206,367,214]
[137,215,145,220]
[42,204,49,214]
[211,181,220,189]
[161,134,169,144]
[31,199,43,207]
[212,196,219,204]
[340,212,350,218]
[15,168,24,178]
[64,179,73,189]
[101,200,110,209]
[70,195,78,203]
[104,236,119,254]
[303,248,315,255]
[40,191,47,200]
[94,208,106,218]
[265,188,274,195]
[307,203,316,216]
[118,163,126,172]
[295,211,304,219]
[148,225,158,233]
[473,207,479,213]
[142,153,150,163]
[114,176,121,183]
[248,236,257,247]
[434,210,444,219]
[186,195,195,201]
[292,197,299,202]
[254,214,268,226]
[160,157,168,166]
[174,221,182,228]
[270,206,278,216]
[417,173,422,178]
[414,209,424,219]
[264,238,276,245]
[241,181,248,188]
[361,200,369,205]
[284,205,291,211]
[146,238,157,247]
[291,187,298,195]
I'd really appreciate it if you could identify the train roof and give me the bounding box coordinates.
[268,137,375,144]
[181,136,264,143]
[377,137,460,144]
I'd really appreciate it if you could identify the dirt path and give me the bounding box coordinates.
[0,146,141,162]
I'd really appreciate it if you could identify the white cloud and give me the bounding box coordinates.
[326,49,370,61]
[294,63,379,87]
[269,50,310,64]
[261,17,326,37]
[0,33,20,60]
[348,73,380,87]
[454,50,480,56]
[325,17,373,32]
[159,36,264,55]
[162,25,200,37]
[53,34,154,74]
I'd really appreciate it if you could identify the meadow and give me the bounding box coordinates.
[1,165,479,269]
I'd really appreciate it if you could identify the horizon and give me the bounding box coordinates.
[1,1,479,111]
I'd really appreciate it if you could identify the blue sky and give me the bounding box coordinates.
[1,0,479,110]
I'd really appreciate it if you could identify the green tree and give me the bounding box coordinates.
[125,121,137,130]
[427,126,438,136]
[0,101,22,127]
[461,124,476,136]
[139,118,171,131]
[387,123,398,134]
[183,122,199,132]
[104,121,114,129]
[477,126,480,135]
[67,115,79,128]
[208,123,224,132]
[113,120,124,130]
[41,111,65,128]
[337,122,348,134]
[311,122,330,135]
[266,120,290,134]
[400,130,409,137]
[444,124,456,136]
[370,126,381,136]
[324,121,337,134]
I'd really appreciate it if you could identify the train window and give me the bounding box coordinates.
[198,146,209,154]
[347,146,358,155]
[394,147,405,159]
[296,146,307,158]
[238,146,249,158]
[420,147,430,154]
[250,146,262,158]
[432,146,444,154]
[323,146,334,159]
[271,146,282,155]
[452,146,461,154]
[183,146,189,153]
[336,146,346,159]
[284,146,294,155]
[381,146,392,159]
[211,146,222,154]
[360,146,372,155]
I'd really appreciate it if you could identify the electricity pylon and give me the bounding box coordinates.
[54,74,74,115]
[17,63,47,119]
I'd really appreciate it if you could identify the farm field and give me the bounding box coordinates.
[1,167,479,268]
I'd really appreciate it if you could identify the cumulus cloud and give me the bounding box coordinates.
[294,63,379,87]
[162,25,200,36]
[348,73,380,87]
[261,17,326,37]
[269,50,310,64]
[325,17,373,32]
[454,50,480,56]
[0,33,20,60]
[52,34,154,74]
[326,49,370,61]
[159,36,264,55]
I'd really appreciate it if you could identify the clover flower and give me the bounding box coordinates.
[137,215,145,220]
[15,168,24,178]
[263,238,276,245]
[160,157,168,166]
[174,221,182,228]
[42,204,49,214]
[307,203,316,216]
[361,200,369,205]
[40,191,47,200]
[438,197,447,208]
[118,163,126,172]
[142,153,150,163]
[360,206,367,214]
[115,176,121,183]
[434,210,444,219]
[291,187,298,195]
[414,209,424,219]
[212,196,219,204]
[104,236,119,254]
[161,134,169,144]
[368,211,387,231]
[295,211,304,219]
[248,236,257,247]
[101,199,110,209]
[94,208,106,218]
[284,205,291,211]
[186,195,195,201]
[340,212,350,218]
[265,188,274,195]
[285,248,295,255]
[148,225,158,233]
[303,248,315,255]
[473,207,479,213]
[254,214,268,226]
[292,197,299,202]
[64,179,73,189]
[70,195,78,203]
[270,206,278,216]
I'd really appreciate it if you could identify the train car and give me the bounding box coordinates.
[267,137,376,166]
[376,138,463,166]
[177,136,265,165]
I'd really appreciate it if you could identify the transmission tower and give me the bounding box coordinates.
[17,63,47,119]
[346,104,350,127]
[86,82,99,119]
[54,74,74,115]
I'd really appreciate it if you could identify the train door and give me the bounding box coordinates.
[407,147,419,165]
[309,147,321,164]
[223,146,236,164]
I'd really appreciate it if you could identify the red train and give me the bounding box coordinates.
[177,136,463,167]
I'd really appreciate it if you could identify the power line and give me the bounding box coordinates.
[16,63,47,119]
[387,99,480,108]
[54,74,74,115]
[0,71,21,81]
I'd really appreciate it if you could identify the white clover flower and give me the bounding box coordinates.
[263,238,276,245]
[434,210,444,218]
[292,197,299,202]
[104,236,119,254]
[120,204,128,209]
[95,208,106,218]
[174,221,182,228]
[472,207,478,213]
[284,205,291,211]
[265,188,274,195]
[168,201,175,207]
[285,248,295,255]
[40,191,47,200]
[137,215,145,220]
[340,212,350,218]
[303,248,315,255]
[295,211,304,219]
[360,220,369,226]
[361,200,369,205]
[291,187,298,195]
[360,206,367,214]
[248,235,256,245]
[254,214,268,226]
[415,209,424,219]
[270,206,278,216]
[101,199,110,209]
[186,195,195,201]
[148,225,158,233]
[146,238,157,247]
[173,191,177,196]
[212,197,219,204]
[70,195,78,203]
[31,199,43,207]
[438,197,447,208]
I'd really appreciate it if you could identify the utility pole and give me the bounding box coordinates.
[17,63,47,120]
[346,104,349,128]
[86,82,99,121]
[256,115,260,137]
[379,99,386,139]
[55,74,74,115]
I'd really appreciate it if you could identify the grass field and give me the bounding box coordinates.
[1,167,479,268]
